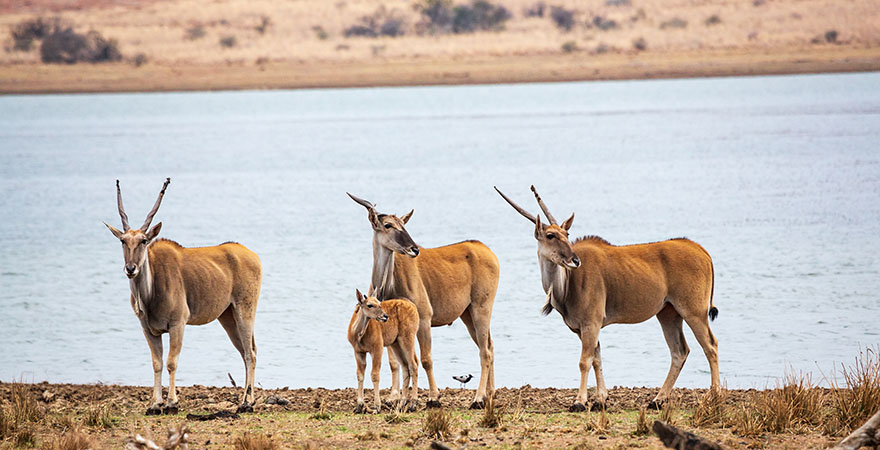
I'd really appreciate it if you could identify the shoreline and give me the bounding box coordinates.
[2,46,879,95]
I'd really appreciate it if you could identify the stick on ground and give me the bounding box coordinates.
[653,420,725,450]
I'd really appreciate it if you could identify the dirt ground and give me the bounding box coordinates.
[0,382,845,449]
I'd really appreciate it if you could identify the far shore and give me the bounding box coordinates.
[2,46,879,95]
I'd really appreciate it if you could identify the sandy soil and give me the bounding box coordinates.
[0,382,844,449]
[0,0,878,93]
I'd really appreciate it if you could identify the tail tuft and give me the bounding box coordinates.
[708,307,718,321]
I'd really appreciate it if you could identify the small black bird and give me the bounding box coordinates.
[452,374,473,388]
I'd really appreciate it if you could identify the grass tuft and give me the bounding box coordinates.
[477,395,503,428]
[584,406,609,435]
[634,406,650,435]
[422,408,452,439]
[83,403,115,429]
[233,431,280,450]
[826,345,880,436]
[691,388,729,427]
[310,398,331,420]
[46,428,95,450]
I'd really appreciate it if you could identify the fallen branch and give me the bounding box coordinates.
[831,409,880,450]
[653,420,725,450]
[125,423,189,450]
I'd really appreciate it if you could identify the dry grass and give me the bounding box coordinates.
[83,403,115,429]
[825,345,880,436]
[633,406,650,436]
[233,432,280,450]
[658,395,680,427]
[691,388,729,428]
[583,407,609,435]
[477,395,503,428]
[309,397,331,420]
[422,408,452,440]
[45,428,96,450]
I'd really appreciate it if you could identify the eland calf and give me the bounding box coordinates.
[348,289,420,413]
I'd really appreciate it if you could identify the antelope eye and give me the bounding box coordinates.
[384,223,392,229]
[547,234,555,240]
[142,239,149,245]
[367,304,374,308]
[120,239,125,244]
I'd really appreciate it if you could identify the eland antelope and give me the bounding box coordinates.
[495,185,719,411]
[348,193,500,409]
[348,289,420,413]
[104,178,262,415]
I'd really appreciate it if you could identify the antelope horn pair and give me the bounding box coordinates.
[494,185,564,226]
[116,178,171,231]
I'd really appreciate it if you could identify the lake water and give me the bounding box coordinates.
[1,73,878,393]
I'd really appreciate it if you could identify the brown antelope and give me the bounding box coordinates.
[347,193,500,409]
[495,186,720,411]
[347,289,420,413]
[104,178,262,415]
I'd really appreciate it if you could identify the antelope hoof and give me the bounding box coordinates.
[590,401,606,412]
[236,403,254,414]
[425,400,442,409]
[647,400,664,410]
[370,404,381,414]
[354,403,366,414]
[569,402,587,412]
[145,405,163,416]
[469,401,485,410]
[162,404,179,415]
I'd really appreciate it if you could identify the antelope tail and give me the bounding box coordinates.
[708,261,718,321]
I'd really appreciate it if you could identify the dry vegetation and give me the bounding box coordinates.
[0,0,878,92]
[0,346,877,449]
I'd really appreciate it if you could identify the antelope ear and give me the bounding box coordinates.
[534,214,544,240]
[368,209,383,231]
[104,222,124,239]
[401,209,414,224]
[356,289,365,304]
[561,213,575,231]
[145,222,162,241]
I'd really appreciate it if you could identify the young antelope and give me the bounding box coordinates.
[348,289,420,413]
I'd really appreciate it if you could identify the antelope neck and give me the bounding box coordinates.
[371,236,396,300]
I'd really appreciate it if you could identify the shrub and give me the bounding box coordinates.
[660,17,687,29]
[524,2,545,18]
[452,0,511,33]
[825,30,838,43]
[550,6,575,31]
[561,41,578,53]
[414,0,454,34]
[632,37,647,50]
[254,15,271,35]
[312,25,329,40]
[185,24,206,40]
[219,35,237,48]
[11,17,63,51]
[40,28,122,63]
[345,7,406,38]
[705,14,721,26]
[131,52,147,67]
[591,15,617,30]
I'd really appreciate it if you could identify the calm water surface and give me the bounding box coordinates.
[1,73,879,392]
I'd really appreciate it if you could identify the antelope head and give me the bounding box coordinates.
[356,288,389,323]
[104,178,170,279]
[347,192,420,258]
[495,185,580,269]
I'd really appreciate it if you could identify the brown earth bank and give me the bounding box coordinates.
[0,382,858,449]
[1,0,879,93]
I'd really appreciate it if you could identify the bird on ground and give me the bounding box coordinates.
[452,374,473,388]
